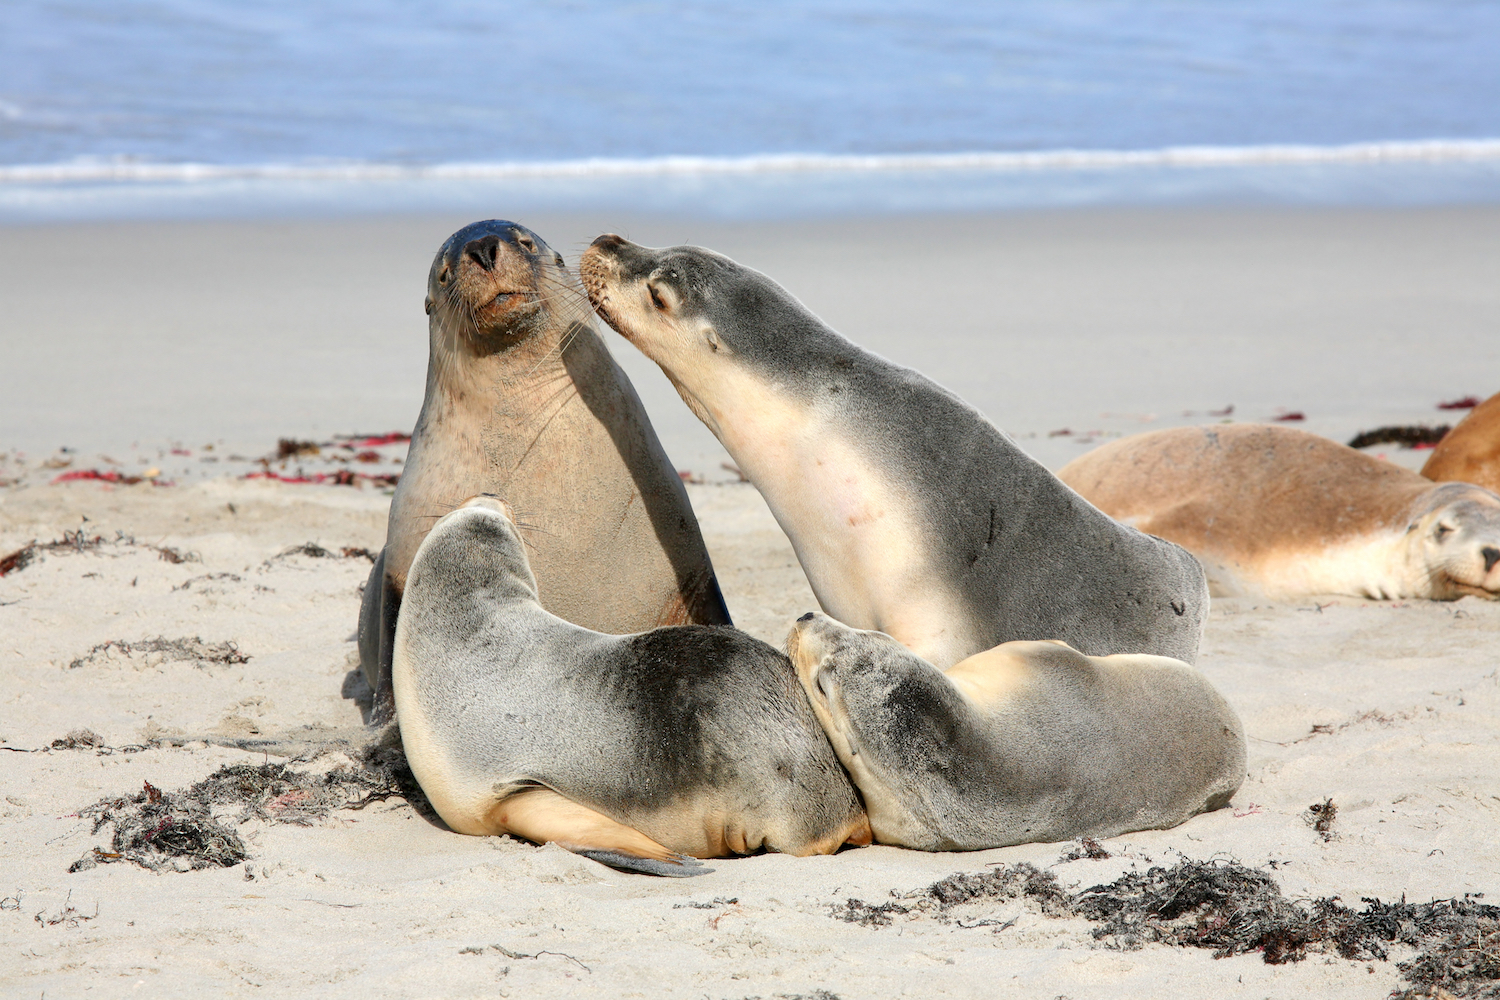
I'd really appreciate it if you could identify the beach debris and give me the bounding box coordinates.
[1305,798,1338,841]
[833,862,1071,929]
[0,531,196,577]
[1182,404,1235,418]
[678,469,705,484]
[67,636,250,670]
[1439,397,1481,411]
[1349,425,1451,450]
[721,461,748,482]
[341,546,377,562]
[243,469,399,488]
[339,431,411,448]
[833,858,1500,995]
[1273,411,1306,422]
[50,729,104,750]
[266,542,376,564]
[1059,837,1112,862]
[69,749,422,875]
[34,891,98,928]
[50,468,173,486]
[457,944,591,973]
[172,572,243,591]
[276,438,321,459]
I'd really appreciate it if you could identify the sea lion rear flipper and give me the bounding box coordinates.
[576,850,712,878]
[491,787,713,878]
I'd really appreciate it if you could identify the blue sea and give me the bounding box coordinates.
[3,0,1500,220]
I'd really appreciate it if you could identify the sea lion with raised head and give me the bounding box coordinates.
[393,497,871,876]
[359,221,731,723]
[579,236,1208,668]
[786,612,1245,850]
[1058,423,1500,601]
[1423,391,1500,494]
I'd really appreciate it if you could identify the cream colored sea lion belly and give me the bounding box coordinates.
[1058,424,1500,601]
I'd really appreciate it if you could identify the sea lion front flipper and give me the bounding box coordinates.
[490,787,712,877]
[356,547,400,725]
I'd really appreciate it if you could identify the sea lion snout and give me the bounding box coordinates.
[1484,546,1500,573]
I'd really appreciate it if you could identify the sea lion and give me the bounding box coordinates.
[1423,392,1500,494]
[579,235,1208,668]
[1058,424,1500,601]
[359,221,731,724]
[393,497,871,875]
[786,613,1245,851]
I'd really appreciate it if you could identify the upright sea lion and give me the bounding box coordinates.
[579,236,1208,668]
[359,221,731,723]
[1423,392,1500,494]
[787,613,1245,851]
[393,497,871,875]
[1058,424,1500,601]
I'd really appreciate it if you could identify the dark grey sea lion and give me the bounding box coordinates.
[393,497,871,875]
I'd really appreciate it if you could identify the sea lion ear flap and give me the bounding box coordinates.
[704,327,721,353]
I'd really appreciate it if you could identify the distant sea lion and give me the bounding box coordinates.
[579,235,1208,668]
[787,613,1245,850]
[1423,392,1500,494]
[393,497,871,875]
[359,221,731,723]
[1058,424,1500,601]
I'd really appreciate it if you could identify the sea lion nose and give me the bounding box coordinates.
[1483,546,1499,573]
[797,612,816,622]
[463,234,501,271]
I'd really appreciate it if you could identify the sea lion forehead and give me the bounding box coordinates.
[435,220,555,268]
[590,235,737,296]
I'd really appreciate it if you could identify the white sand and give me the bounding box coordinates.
[2,207,1498,998]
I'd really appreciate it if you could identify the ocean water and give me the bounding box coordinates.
[3,0,1500,218]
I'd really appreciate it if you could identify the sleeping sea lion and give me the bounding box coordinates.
[1059,423,1500,601]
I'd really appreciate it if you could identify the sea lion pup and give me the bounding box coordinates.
[1058,424,1500,601]
[359,221,731,724]
[579,236,1208,668]
[1423,392,1500,494]
[393,496,872,876]
[787,613,1245,850]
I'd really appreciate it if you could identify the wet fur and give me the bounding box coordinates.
[1059,424,1500,601]
[359,221,730,723]
[789,614,1245,851]
[392,499,870,864]
[580,236,1208,668]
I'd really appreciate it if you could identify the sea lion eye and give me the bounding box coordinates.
[424,296,433,315]
[516,234,537,253]
[554,253,565,268]
[648,284,666,310]
[438,266,450,285]
[705,328,720,352]
[1434,522,1455,541]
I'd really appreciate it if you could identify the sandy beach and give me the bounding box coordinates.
[2,206,1498,998]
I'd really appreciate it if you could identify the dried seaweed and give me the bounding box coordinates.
[834,859,1499,996]
[1306,798,1338,840]
[1349,425,1451,449]
[1059,837,1112,862]
[0,530,196,578]
[69,750,420,874]
[68,636,249,670]
[50,729,104,750]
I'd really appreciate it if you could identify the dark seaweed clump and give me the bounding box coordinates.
[69,745,422,874]
[1348,425,1450,449]
[835,859,1500,998]
[68,636,249,670]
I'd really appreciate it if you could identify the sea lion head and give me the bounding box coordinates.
[408,495,539,605]
[1409,482,1500,599]
[579,235,817,429]
[426,220,577,355]
[786,611,979,850]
